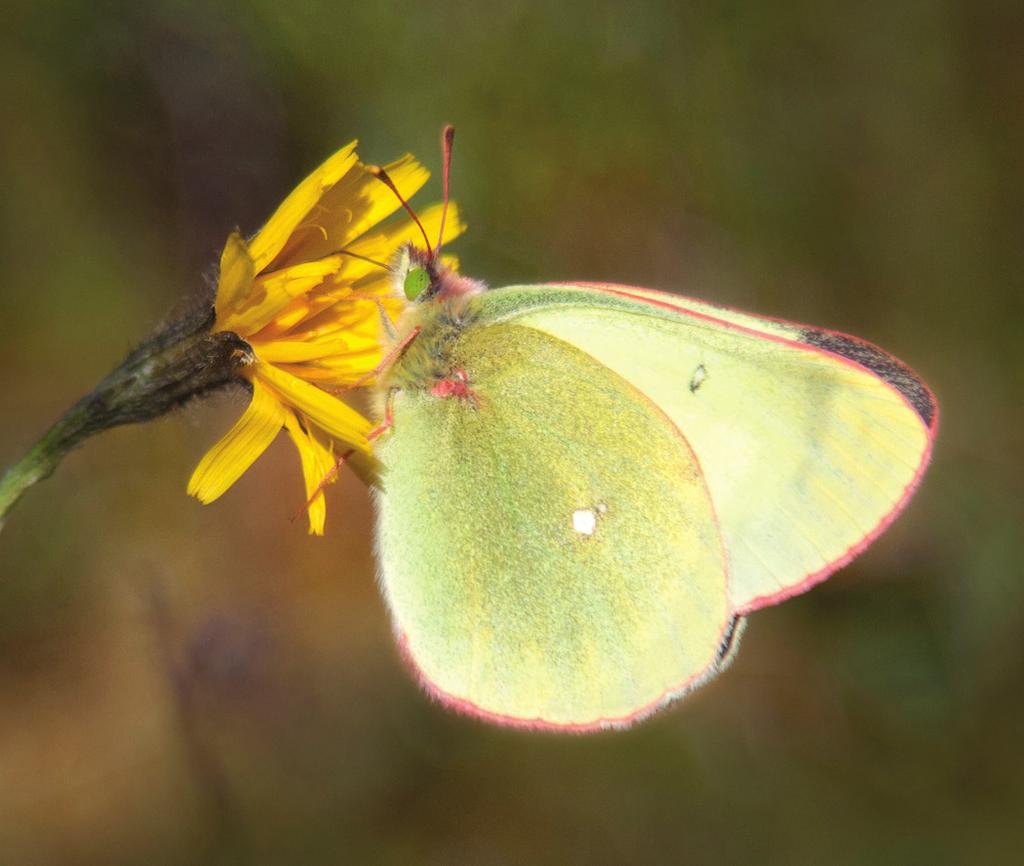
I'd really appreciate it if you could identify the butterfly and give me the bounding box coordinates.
[368,128,936,731]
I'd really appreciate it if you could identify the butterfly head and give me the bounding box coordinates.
[394,244,437,302]
[393,242,484,304]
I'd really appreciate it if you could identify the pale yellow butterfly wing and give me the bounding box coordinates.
[375,322,734,730]
[474,283,936,613]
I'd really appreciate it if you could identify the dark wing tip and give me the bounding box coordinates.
[799,327,937,430]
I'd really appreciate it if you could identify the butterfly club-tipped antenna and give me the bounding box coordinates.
[371,127,481,303]
[435,124,455,258]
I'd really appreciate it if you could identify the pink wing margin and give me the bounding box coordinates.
[396,631,733,733]
[563,281,939,615]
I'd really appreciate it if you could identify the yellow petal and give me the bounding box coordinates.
[252,200,460,342]
[272,292,389,350]
[217,257,344,338]
[257,278,394,341]
[252,251,387,341]
[271,154,430,269]
[248,142,359,273]
[283,412,338,535]
[187,379,286,503]
[253,285,356,340]
[213,231,256,330]
[253,361,372,452]
[275,350,382,387]
[252,329,360,364]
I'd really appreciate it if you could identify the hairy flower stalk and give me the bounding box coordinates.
[0,304,247,528]
[0,139,462,533]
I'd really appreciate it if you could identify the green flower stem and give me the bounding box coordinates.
[0,305,248,530]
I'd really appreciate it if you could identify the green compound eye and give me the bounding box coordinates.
[403,266,431,301]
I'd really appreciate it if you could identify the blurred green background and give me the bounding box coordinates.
[1,1,1021,863]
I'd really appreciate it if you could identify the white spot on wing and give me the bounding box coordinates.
[572,503,607,536]
[572,508,597,536]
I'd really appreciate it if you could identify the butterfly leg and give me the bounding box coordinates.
[374,297,400,341]
[293,378,399,523]
[290,446,357,524]
[368,387,399,441]
[293,382,396,523]
[329,325,423,394]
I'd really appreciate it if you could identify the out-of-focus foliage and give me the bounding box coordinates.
[0,1,1020,863]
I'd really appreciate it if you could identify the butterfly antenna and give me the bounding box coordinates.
[435,124,455,257]
[369,165,434,256]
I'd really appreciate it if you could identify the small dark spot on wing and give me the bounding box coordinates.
[800,327,935,428]
[689,364,707,393]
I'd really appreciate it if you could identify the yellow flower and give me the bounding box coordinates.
[187,141,464,534]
